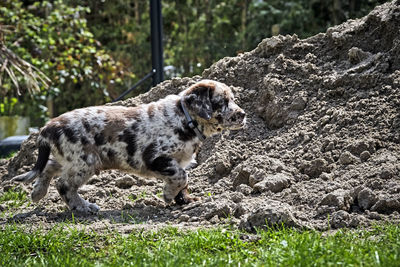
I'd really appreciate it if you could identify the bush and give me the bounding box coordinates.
[0,0,132,126]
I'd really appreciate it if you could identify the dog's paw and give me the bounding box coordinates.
[174,189,201,205]
[72,202,100,214]
[163,194,174,205]
[31,180,51,203]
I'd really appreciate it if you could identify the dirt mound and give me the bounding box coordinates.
[1,0,400,231]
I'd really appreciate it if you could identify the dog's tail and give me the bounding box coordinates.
[12,142,50,184]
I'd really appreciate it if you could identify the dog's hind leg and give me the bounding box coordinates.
[55,163,99,214]
[31,159,62,202]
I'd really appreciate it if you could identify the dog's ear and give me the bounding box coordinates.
[184,85,213,120]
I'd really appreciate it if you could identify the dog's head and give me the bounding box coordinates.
[181,80,246,133]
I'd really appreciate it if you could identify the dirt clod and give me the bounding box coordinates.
[240,200,301,231]
[357,188,378,210]
[253,173,291,193]
[115,175,136,189]
[320,189,354,211]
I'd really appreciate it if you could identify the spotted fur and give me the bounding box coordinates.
[12,80,246,213]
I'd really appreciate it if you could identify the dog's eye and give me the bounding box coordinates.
[216,114,223,124]
[211,99,224,111]
[224,97,230,105]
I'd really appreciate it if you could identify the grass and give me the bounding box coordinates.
[0,223,399,266]
[128,190,148,203]
[0,186,29,209]
[0,151,17,159]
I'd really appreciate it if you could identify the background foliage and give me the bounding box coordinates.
[0,0,388,127]
[0,0,132,125]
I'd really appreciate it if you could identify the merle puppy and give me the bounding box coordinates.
[12,80,246,213]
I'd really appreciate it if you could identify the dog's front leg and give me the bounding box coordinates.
[163,168,188,204]
[174,185,201,205]
[147,156,190,204]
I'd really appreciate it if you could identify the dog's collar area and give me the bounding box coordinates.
[180,98,206,142]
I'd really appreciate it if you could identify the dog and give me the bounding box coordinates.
[12,80,246,213]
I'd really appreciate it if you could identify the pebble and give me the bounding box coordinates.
[115,175,135,189]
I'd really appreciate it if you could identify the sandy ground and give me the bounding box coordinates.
[1,0,400,233]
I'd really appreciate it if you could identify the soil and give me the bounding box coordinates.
[1,0,400,233]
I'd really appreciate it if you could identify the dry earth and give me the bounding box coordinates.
[1,0,400,233]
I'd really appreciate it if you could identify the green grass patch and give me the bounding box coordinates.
[0,186,29,209]
[1,224,399,266]
[0,151,17,159]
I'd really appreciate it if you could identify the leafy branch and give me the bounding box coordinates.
[0,25,50,96]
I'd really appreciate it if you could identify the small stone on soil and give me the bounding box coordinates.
[115,175,136,189]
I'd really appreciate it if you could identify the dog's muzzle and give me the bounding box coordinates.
[227,110,246,130]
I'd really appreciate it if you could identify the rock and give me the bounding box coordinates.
[115,175,135,189]
[178,214,190,222]
[349,214,368,228]
[300,158,329,178]
[254,35,296,56]
[229,192,244,203]
[188,216,199,222]
[316,205,337,216]
[204,201,233,219]
[319,172,331,181]
[390,211,400,220]
[325,141,335,151]
[346,140,374,156]
[143,198,161,206]
[339,151,357,165]
[257,100,288,129]
[366,211,382,220]
[215,157,231,176]
[122,203,133,210]
[357,188,378,210]
[380,169,393,179]
[208,215,220,224]
[78,184,97,195]
[371,198,400,214]
[348,47,371,64]
[234,203,247,218]
[95,189,106,198]
[236,184,253,195]
[248,169,264,187]
[252,173,291,193]
[240,200,301,231]
[319,189,353,211]
[232,167,250,189]
[360,151,371,162]
[87,175,101,185]
[290,96,307,110]
[239,234,261,243]
[330,210,351,228]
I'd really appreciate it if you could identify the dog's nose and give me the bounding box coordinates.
[232,111,246,122]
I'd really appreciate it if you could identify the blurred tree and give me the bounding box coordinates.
[245,0,389,50]
[0,25,50,96]
[163,0,246,76]
[66,0,152,96]
[0,0,131,125]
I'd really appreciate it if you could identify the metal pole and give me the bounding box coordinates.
[150,0,164,86]
[112,70,155,102]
